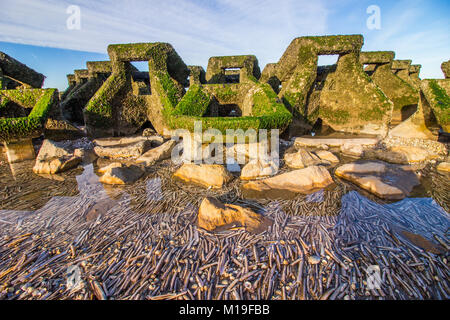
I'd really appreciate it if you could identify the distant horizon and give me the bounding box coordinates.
[1,0,449,91]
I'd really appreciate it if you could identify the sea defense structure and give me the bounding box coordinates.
[0,51,45,89]
[0,51,60,163]
[260,35,393,136]
[60,74,76,101]
[60,62,112,124]
[389,61,449,138]
[84,43,292,137]
[409,64,422,87]
[0,88,59,162]
[359,51,419,125]
[419,78,449,133]
[442,60,450,79]
[391,60,419,89]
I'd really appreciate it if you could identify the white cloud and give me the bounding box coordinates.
[0,0,328,69]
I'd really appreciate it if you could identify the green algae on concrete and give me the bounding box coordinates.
[84,43,189,137]
[360,51,419,125]
[85,44,291,137]
[0,88,58,141]
[420,79,450,132]
[188,66,206,86]
[61,62,113,124]
[206,55,261,84]
[260,35,394,136]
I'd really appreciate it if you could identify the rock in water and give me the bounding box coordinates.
[94,139,152,159]
[340,143,364,158]
[437,162,450,173]
[284,148,323,169]
[315,150,339,163]
[33,139,82,174]
[335,161,420,200]
[99,163,144,185]
[240,157,279,180]
[242,166,333,199]
[197,197,271,233]
[33,155,82,174]
[371,146,439,164]
[173,164,233,189]
[136,140,176,166]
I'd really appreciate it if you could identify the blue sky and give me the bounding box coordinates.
[0,0,449,90]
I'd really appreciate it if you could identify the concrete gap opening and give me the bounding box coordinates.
[223,68,240,83]
[204,97,242,117]
[317,55,339,67]
[131,62,151,95]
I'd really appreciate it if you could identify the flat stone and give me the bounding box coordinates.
[99,163,144,185]
[335,161,420,200]
[173,164,233,189]
[240,157,279,180]
[437,162,450,172]
[197,197,272,233]
[94,140,152,159]
[315,150,339,163]
[136,140,176,166]
[93,135,163,147]
[340,143,364,157]
[371,146,439,164]
[284,148,323,168]
[294,137,379,148]
[242,165,333,199]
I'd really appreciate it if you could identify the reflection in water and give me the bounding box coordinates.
[337,191,449,252]
[0,164,129,231]
[306,190,324,203]
[146,178,163,201]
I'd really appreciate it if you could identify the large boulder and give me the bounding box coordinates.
[240,157,279,180]
[198,197,271,233]
[32,139,86,174]
[98,163,144,185]
[242,166,333,199]
[335,161,420,200]
[136,140,176,166]
[33,156,81,174]
[173,164,233,188]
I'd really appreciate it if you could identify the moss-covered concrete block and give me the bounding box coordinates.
[360,51,419,125]
[84,43,190,137]
[264,35,392,136]
[442,60,450,79]
[0,88,58,141]
[409,64,422,87]
[86,61,112,79]
[188,66,206,86]
[206,55,261,84]
[420,79,450,132]
[0,51,45,88]
[74,69,89,84]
